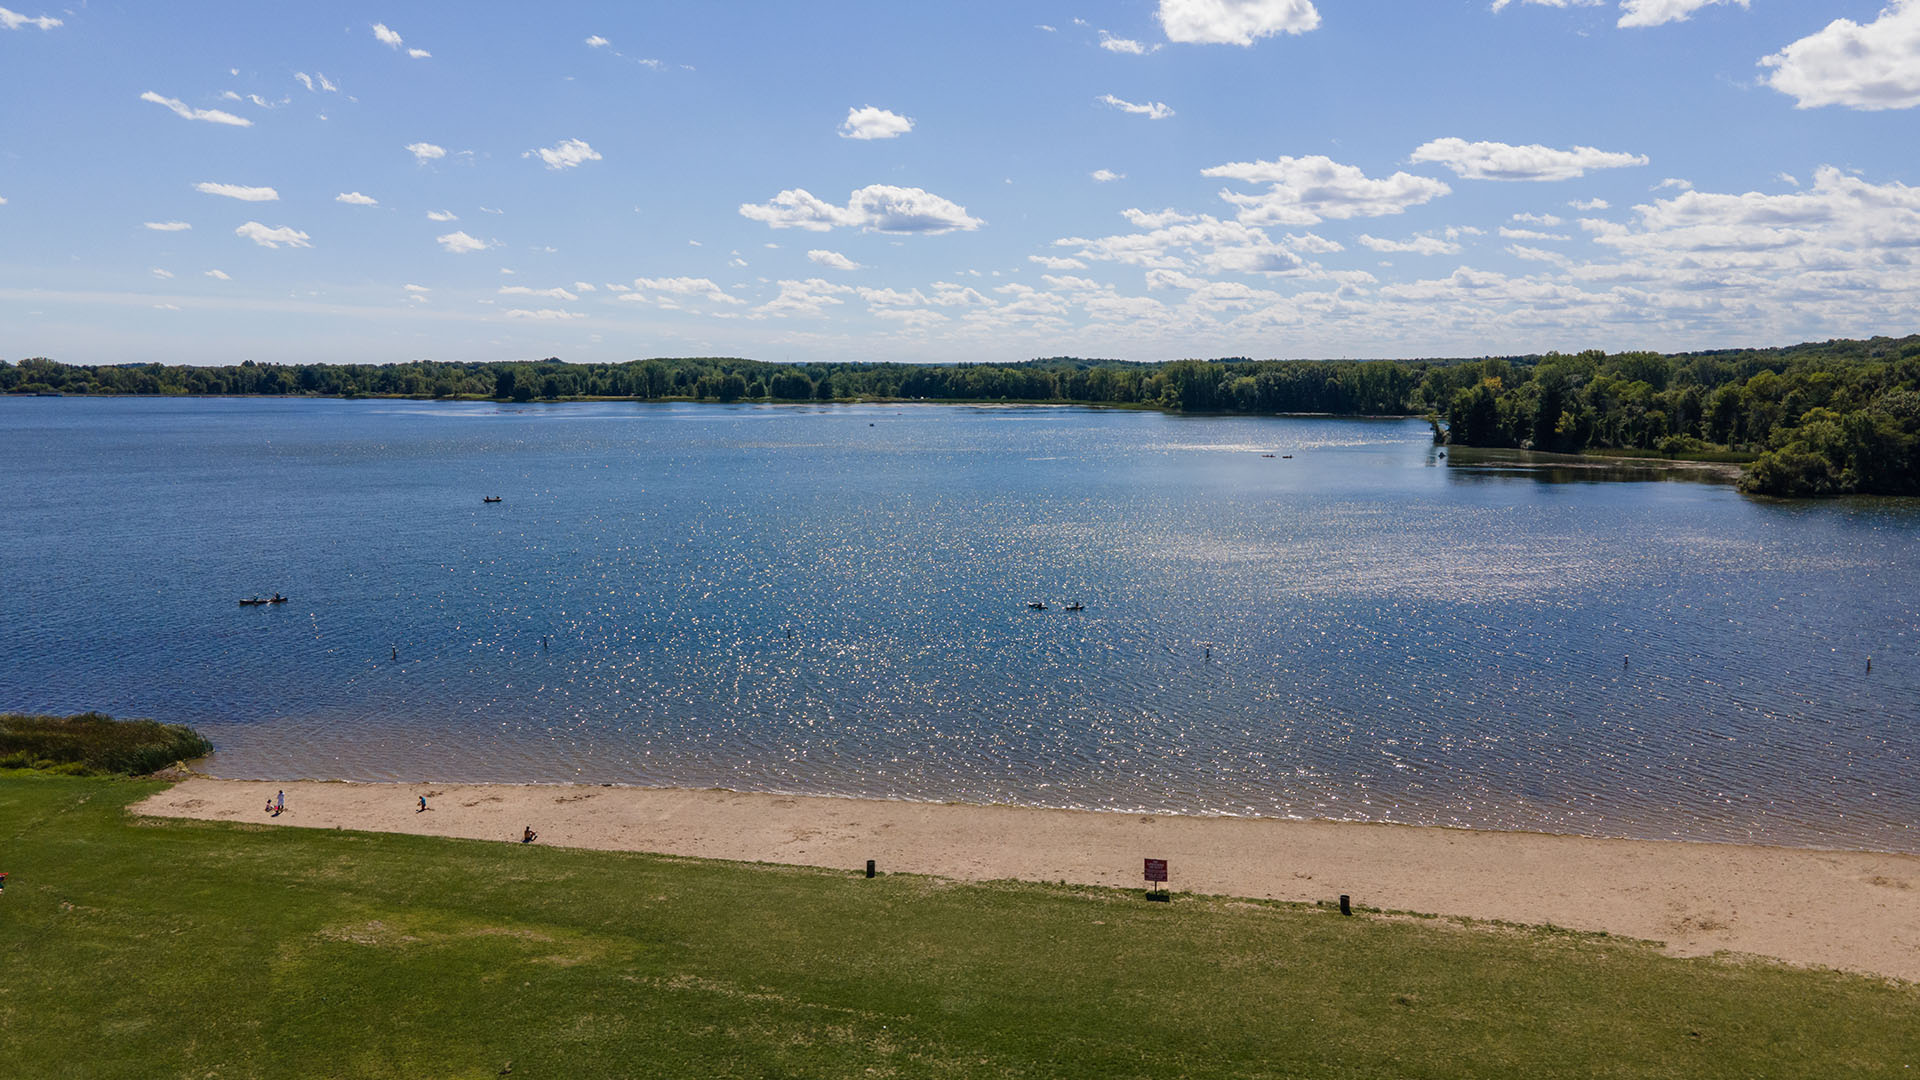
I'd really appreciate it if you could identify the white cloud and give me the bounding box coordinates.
[1655,177,1693,191]
[335,191,378,206]
[1357,234,1461,255]
[1512,211,1565,225]
[628,276,745,306]
[1203,155,1451,224]
[195,182,278,202]
[1409,137,1649,181]
[1058,210,1313,275]
[1099,31,1159,54]
[294,72,314,92]
[527,138,601,169]
[1569,197,1610,210]
[500,285,580,301]
[151,268,174,279]
[1156,0,1320,45]
[755,278,855,318]
[1029,254,1089,270]
[234,222,311,249]
[1091,169,1125,183]
[436,231,488,254]
[1761,1,1920,111]
[1617,0,1747,28]
[586,35,610,47]
[1488,0,1605,11]
[1499,226,1566,240]
[144,221,192,231]
[740,185,983,234]
[839,106,914,140]
[204,269,230,280]
[404,284,430,293]
[140,92,252,127]
[295,72,340,94]
[503,308,586,321]
[572,282,596,292]
[807,249,863,270]
[0,6,61,30]
[372,22,404,48]
[426,210,458,222]
[407,142,446,163]
[1098,93,1174,119]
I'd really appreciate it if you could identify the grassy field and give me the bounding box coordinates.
[1,773,1914,1078]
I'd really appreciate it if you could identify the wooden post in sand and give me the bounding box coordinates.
[865,859,876,879]
[1340,894,1351,916]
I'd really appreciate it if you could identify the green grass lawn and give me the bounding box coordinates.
[1,773,1913,1078]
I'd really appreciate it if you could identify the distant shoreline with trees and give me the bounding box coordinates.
[4,333,1916,497]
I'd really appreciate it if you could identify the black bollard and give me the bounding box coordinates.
[1339,894,1351,916]
[865,859,876,879]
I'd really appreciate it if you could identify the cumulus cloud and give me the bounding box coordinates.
[335,191,378,206]
[404,284,430,292]
[527,138,601,169]
[406,142,446,163]
[195,182,278,202]
[151,268,174,279]
[1569,197,1610,210]
[839,106,914,139]
[1057,210,1313,275]
[372,22,404,48]
[807,249,863,270]
[739,185,983,234]
[626,276,745,306]
[204,269,230,279]
[1357,234,1462,255]
[0,6,61,30]
[503,308,586,321]
[500,285,579,301]
[436,231,488,254]
[234,222,311,248]
[1098,93,1174,119]
[755,278,856,318]
[144,221,192,231]
[140,92,252,127]
[1157,0,1320,44]
[1203,155,1451,224]
[586,35,609,47]
[1092,169,1125,183]
[408,48,430,59]
[1030,254,1089,270]
[1617,0,1746,27]
[1761,1,1920,111]
[1409,138,1649,181]
[426,210,458,222]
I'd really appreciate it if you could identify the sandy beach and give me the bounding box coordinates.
[136,778,1920,982]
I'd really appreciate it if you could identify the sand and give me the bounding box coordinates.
[135,778,1920,982]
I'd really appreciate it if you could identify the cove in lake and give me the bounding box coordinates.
[4,397,1916,852]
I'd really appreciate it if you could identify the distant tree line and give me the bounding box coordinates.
[4,334,1917,496]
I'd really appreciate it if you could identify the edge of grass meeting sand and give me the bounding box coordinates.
[3,771,1917,1078]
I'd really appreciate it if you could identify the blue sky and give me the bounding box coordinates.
[3,0,1919,367]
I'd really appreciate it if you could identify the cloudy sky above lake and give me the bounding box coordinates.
[3,1,1918,366]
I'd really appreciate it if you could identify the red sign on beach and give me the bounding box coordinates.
[1144,858,1168,883]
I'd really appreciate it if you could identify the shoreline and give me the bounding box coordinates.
[136,777,1920,982]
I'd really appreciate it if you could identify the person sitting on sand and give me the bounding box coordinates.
[522,825,537,844]
[265,799,275,815]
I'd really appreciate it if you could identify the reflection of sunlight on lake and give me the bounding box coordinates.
[4,396,1918,853]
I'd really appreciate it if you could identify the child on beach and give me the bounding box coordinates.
[522,826,537,844]
[418,795,428,813]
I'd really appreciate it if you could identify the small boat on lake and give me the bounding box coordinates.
[1028,601,1047,610]
[1064,602,1085,611]
[268,594,287,603]
[238,597,268,606]
[483,496,503,503]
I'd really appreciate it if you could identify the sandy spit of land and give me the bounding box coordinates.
[135,778,1920,982]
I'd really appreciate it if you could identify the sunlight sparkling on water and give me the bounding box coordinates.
[4,397,1917,851]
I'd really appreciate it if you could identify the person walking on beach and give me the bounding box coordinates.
[417,795,428,813]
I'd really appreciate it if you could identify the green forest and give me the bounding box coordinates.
[4,334,1917,497]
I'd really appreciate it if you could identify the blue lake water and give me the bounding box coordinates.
[4,396,1917,851]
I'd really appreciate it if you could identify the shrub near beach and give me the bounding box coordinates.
[0,712,210,776]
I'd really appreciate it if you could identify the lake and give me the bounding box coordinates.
[4,396,1916,852]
